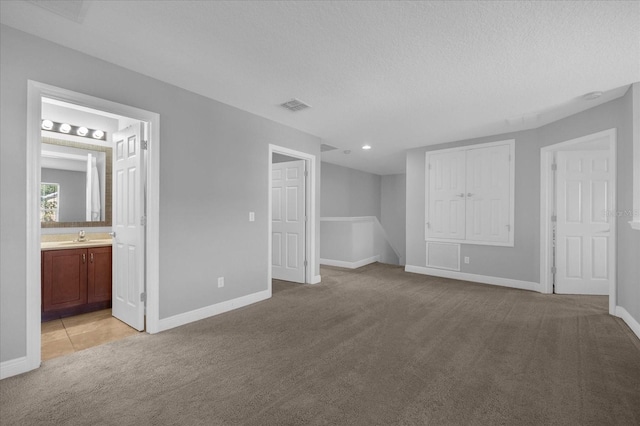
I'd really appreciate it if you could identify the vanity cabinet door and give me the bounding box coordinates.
[42,249,88,312]
[88,246,112,303]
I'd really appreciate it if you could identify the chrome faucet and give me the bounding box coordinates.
[78,229,86,242]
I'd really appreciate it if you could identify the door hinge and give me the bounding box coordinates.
[426,222,430,229]
[141,140,148,150]
[304,260,308,267]
[304,171,308,177]
[304,216,308,222]
[551,266,557,275]
[428,163,432,170]
[140,292,146,303]
[551,215,557,223]
[141,215,147,226]
[506,224,511,232]
[551,163,557,171]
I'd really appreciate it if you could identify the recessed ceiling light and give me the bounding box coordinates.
[59,123,71,133]
[583,91,603,101]
[77,126,89,136]
[41,119,53,130]
[362,144,372,150]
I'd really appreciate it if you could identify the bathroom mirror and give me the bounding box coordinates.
[41,137,112,228]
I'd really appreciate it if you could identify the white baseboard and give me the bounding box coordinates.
[311,275,322,284]
[320,255,380,269]
[157,290,271,332]
[615,306,640,340]
[0,356,29,380]
[405,265,539,292]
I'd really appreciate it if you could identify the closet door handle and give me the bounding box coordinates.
[90,253,94,263]
[82,253,86,263]
[467,193,474,197]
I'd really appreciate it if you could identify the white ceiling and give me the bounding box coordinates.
[2,1,639,175]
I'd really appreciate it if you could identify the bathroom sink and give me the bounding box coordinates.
[41,239,113,250]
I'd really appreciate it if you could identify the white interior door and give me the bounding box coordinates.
[272,160,306,283]
[426,151,466,239]
[465,144,511,243]
[112,123,145,330]
[555,150,611,295]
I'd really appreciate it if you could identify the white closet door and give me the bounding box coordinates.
[465,144,511,243]
[555,150,611,295]
[426,150,466,240]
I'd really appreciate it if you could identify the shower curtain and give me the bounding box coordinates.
[86,154,101,221]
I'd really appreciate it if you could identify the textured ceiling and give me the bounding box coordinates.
[1,1,639,175]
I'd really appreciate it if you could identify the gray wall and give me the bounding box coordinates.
[40,168,86,222]
[272,153,299,163]
[381,174,406,264]
[321,161,381,219]
[406,88,638,324]
[0,25,321,363]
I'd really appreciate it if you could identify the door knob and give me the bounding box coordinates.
[467,193,474,197]
[109,232,116,238]
[456,193,465,197]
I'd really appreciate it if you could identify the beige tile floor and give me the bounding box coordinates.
[41,309,140,361]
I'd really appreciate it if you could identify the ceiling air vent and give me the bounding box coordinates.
[280,98,311,112]
[320,144,337,152]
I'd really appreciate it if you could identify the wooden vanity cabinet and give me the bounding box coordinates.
[87,246,112,304]
[41,246,112,320]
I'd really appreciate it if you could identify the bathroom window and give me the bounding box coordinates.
[40,182,59,222]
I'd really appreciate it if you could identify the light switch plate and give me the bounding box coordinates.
[249,212,255,222]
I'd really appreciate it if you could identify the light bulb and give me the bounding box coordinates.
[59,123,71,133]
[92,130,104,139]
[77,127,89,136]
[362,144,372,150]
[41,119,54,130]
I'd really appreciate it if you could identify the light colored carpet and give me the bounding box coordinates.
[1,263,639,425]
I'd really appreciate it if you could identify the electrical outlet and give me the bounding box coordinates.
[464,256,470,264]
[249,212,255,222]
[217,277,224,288]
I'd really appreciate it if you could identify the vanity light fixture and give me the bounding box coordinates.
[362,144,372,150]
[41,119,107,141]
[41,119,54,130]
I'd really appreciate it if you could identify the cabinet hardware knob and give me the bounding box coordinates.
[82,253,86,263]
[90,253,94,263]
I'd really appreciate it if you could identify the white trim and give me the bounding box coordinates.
[311,275,322,284]
[268,145,318,288]
[425,139,515,247]
[631,82,640,230]
[0,357,29,380]
[320,255,380,269]
[156,290,270,332]
[615,306,640,340]
[539,129,617,314]
[24,81,161,379]
[405,265,539,292]
[320,216,376,222]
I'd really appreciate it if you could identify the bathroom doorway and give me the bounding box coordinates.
[268,144,319,294]
[26,81,160,370]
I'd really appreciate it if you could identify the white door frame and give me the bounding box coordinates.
[25,81,161,373]
[539,128,617,313]
[268,144,318,292]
